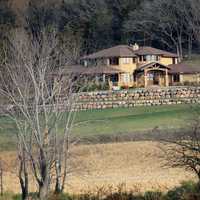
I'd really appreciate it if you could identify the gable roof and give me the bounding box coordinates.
[169,63,200,74]
[82,45,137,59]
[136,62,170,71]
[133,46,178,58]
[82,45,178,59]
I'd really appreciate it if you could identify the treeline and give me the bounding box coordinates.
[1,0,200,59]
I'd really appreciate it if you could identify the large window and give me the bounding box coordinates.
[122,58,131,64]
[109,57,119,65]
[146,55,159,62]
[139,55,159,62]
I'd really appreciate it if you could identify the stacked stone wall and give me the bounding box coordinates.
[74,87,200,110]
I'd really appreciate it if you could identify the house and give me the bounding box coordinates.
[68,44,200,89]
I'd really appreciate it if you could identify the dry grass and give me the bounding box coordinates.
[0,141,196,194]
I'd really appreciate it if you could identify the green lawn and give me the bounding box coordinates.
[0,104,199,150]
[72,104,200,137]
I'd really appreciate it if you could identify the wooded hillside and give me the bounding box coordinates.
[1,0,200,59]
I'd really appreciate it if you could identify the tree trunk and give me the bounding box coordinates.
[19,150,29,200]
[176,45,181,63]
[188,35,192,59]
[55,160,62,194]
[38,149,50,200]
[20,177,28,200]
[39,181,50,200]
[178,36,183,61]
[0,160,3,196]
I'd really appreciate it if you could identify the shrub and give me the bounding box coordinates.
[48,193,73,200]
[0,192,14,200]
[121,85,129,90]
[144,191,163,200]
[164,181,199,200]
[82,82,110,92]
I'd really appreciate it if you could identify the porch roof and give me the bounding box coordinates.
[136,62,170,72]
[61,65,124,75]
[168,63,200,74]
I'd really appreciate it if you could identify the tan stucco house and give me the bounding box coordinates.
[68,44,200,89]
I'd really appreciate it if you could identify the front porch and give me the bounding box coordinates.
[135,62,170,88]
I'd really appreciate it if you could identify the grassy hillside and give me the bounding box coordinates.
[0,104,198,147]
[1,104,193,137]
[72,104,199,137]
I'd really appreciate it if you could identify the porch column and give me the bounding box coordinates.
[95,75,100,84]
[102,74,106,82]
[118,73,121,86]
[165,69,169,87]
[144,69,148,88]
[108,77,112,90]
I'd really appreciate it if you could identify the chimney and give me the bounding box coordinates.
[132,43,139,51]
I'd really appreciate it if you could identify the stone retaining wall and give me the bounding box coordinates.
[74,87,200,110]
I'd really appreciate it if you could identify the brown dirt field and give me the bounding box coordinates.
[0,141,196,194]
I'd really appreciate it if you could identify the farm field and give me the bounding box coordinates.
[1,141,195,194]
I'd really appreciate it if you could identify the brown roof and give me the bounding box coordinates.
[62,65,124,75]
[82,45,137,59]
[133,46,178,58]
[169,63,200,74]
[82,45,178,59]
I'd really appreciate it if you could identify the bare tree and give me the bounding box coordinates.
[183,0,200,44]
[124,0,194,61]
[0,27,81,200]
[162,114,200,188]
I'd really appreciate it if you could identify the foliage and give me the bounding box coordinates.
[164,181,200,200]
[1,0,200,56]
[0,181,200,200]
[82,82,109,92]
[0,0,16,65]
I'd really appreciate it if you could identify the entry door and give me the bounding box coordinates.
[153,72,159,85]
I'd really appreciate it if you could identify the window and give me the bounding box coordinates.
[147,73,154,81]
[146,55,159,62]
[173,74,180,82]
[133,58,137,63]
[122,58,130,64]
[122,73,130,83]
[110,74,119,82]
[109,57,119,65]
